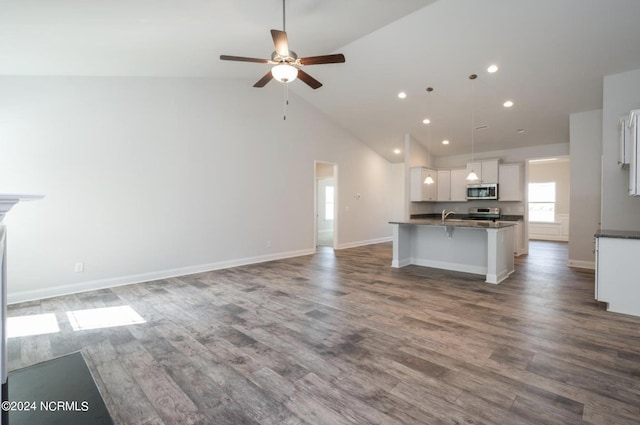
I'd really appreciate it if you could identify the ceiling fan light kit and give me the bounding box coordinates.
[271,63,298,83]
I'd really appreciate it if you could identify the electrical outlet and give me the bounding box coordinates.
[74,262,84,273]
[266,241,271,248]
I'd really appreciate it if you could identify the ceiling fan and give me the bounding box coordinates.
[219,0,346,89]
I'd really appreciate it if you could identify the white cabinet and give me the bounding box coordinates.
[619,115,631,166]
[410,167,438,201]
[467,159,499,183]
[595,235,640,317]
[629,110,640,196]
[450,169,468,201]
[498,163,524,201]
[436,170,451,201]
[435,169,468,202]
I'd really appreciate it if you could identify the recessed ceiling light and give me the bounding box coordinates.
[487,64,498,73]
[398,92,407,99]
[393,148,402,155]
[517,128,525,133]
[442,140,450,145]
[422,118,431,124]
[503,100,514,108]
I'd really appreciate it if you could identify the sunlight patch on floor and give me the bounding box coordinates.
[8,313,60,338]
[66,305,146,331]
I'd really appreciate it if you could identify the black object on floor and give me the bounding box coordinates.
[8,352,114,425]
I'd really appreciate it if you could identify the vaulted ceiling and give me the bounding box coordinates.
[3,0,640,162]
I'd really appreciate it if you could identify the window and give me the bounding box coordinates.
[325,186,334,220]
[528,182,555,222]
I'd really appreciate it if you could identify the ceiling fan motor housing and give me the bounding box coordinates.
[271,50,298,65]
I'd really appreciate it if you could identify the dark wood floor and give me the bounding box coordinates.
[8,241,640,425]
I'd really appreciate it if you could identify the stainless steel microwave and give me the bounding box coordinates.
[466,183,498,200]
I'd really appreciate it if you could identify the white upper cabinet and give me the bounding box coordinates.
[498,163,524,201]
[410,167,438,201]
[619,114,631,166]
[450,169,468,201]
[466,159,499,183]
[436,170,451,201]
[629,110,640,196]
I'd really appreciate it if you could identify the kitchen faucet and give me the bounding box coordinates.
[441,209,456,223]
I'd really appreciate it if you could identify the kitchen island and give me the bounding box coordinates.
[389,219,515,284]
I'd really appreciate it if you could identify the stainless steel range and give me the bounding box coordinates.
[468,207,500,221]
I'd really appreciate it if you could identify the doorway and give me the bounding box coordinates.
[315,162,337,248]
[526,156,570,242]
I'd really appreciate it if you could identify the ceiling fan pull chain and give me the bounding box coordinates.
[283,83,288,120]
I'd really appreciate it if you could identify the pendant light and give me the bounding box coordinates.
[424,87,435,185]
[466,74,479,181]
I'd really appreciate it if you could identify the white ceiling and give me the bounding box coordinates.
[3,0,640,162]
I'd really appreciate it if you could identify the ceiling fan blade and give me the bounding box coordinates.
[220,55,269,64]
[299,54,346,66]
[271,29,289,57]
[253,71,274,88]
[297,69,322,89]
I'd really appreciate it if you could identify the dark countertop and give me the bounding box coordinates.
[390,219,516,229]
[410,214,524,221]
[500,215,525,221]
[595,229,640,240]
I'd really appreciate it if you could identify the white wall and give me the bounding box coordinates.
[406,134,432,216]
[568,109,602,268]
[602,69,640,229]
[389,162,405,222]
[0,76,396,302]
[434,143,570,169]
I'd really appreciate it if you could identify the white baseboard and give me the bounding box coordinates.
[486,269,514,285]
[567,259,595,270]
[336,236,392,250]
[412,258,486,276]
[391,258,412,268]
[8,248,315,305]
[529,235,569,242]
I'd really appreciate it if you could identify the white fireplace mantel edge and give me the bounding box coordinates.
[0,194,45,220]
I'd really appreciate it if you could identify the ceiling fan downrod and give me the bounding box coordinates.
[282,0,286,32]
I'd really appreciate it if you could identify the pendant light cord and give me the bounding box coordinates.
[427,88,432,162]
[470,74,477,162]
